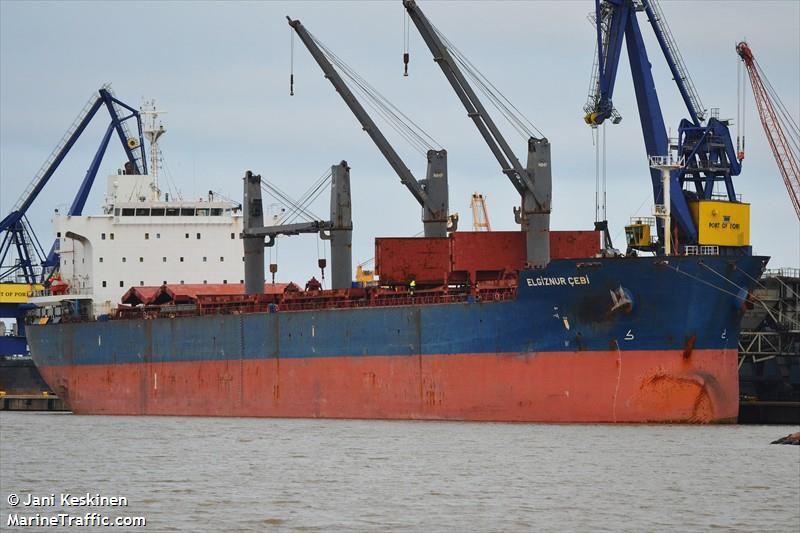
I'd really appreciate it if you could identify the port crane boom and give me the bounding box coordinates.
[403,0,551,267]
[585,0,745,254]
[736,41,800,219]
[0,85,147,283]
[288,16,450,238]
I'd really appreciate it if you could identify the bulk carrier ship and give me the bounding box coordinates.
[21,1,770,423]
[26,251,764,422]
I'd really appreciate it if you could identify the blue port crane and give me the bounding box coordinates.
[583,0,745,254]
[0,85,147,285]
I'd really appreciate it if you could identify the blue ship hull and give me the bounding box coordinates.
[26,255,767,422]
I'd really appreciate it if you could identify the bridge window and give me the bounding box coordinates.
[181,208,195,217]
[211,209,223,216]
[102,281,107,288]
[121,208,135,216]
[166,208,179,216]
[151,208,165,216]
[101,233,106,240]
[136,208,149,216]
[145,233,149,240]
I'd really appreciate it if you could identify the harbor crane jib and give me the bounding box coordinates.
[288,16,451,239]
[0,85,147,284]
[584,0,747,255]
[736,41,800,220]
[402,0,551,268]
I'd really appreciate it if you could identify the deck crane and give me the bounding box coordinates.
[583,0,747,256]
[402,0,551,268]
[0,85,147,284]
[736,41,800,220]
[243,163,352,292]
[288,16,452,238]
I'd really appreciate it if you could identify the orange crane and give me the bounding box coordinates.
[736,41,800,219]
[470,193,491,231]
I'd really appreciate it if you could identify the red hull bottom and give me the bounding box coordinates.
[38,349,739,423]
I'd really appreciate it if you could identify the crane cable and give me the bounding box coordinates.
[594,127,600,223]
[757,58,800,140]
[260,168,331,224]
[321,38,435,155]
[432,24,545,141]
[306,29,441,156]
[290,27,295,96]
[403,9,410,77]
[739,51,800,162]
[261,181,317,223]
[282,169,332,224]
[736,56,744,159]
[592,123,609,224]
[603,123,608,224]
[756,58,800,157]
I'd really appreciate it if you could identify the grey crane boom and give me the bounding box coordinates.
[288,16,451,238]
[402,0,530,196]
[402,0,551,268]
[288,17,426,206]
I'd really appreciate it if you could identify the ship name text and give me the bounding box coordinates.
[526,275,590,288]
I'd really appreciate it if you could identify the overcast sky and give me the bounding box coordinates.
[1,0,798,286]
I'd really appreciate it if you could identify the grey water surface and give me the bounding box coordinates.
[1,413,798,532]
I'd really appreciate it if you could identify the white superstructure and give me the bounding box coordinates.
[56,179,243,313]
[49,102,245,314]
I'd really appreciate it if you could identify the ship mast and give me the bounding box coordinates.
[140,99,166,200]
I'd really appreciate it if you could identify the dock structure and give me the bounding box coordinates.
[738,268,800,423]
[0,394,68,412]
[0,357,52,395]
